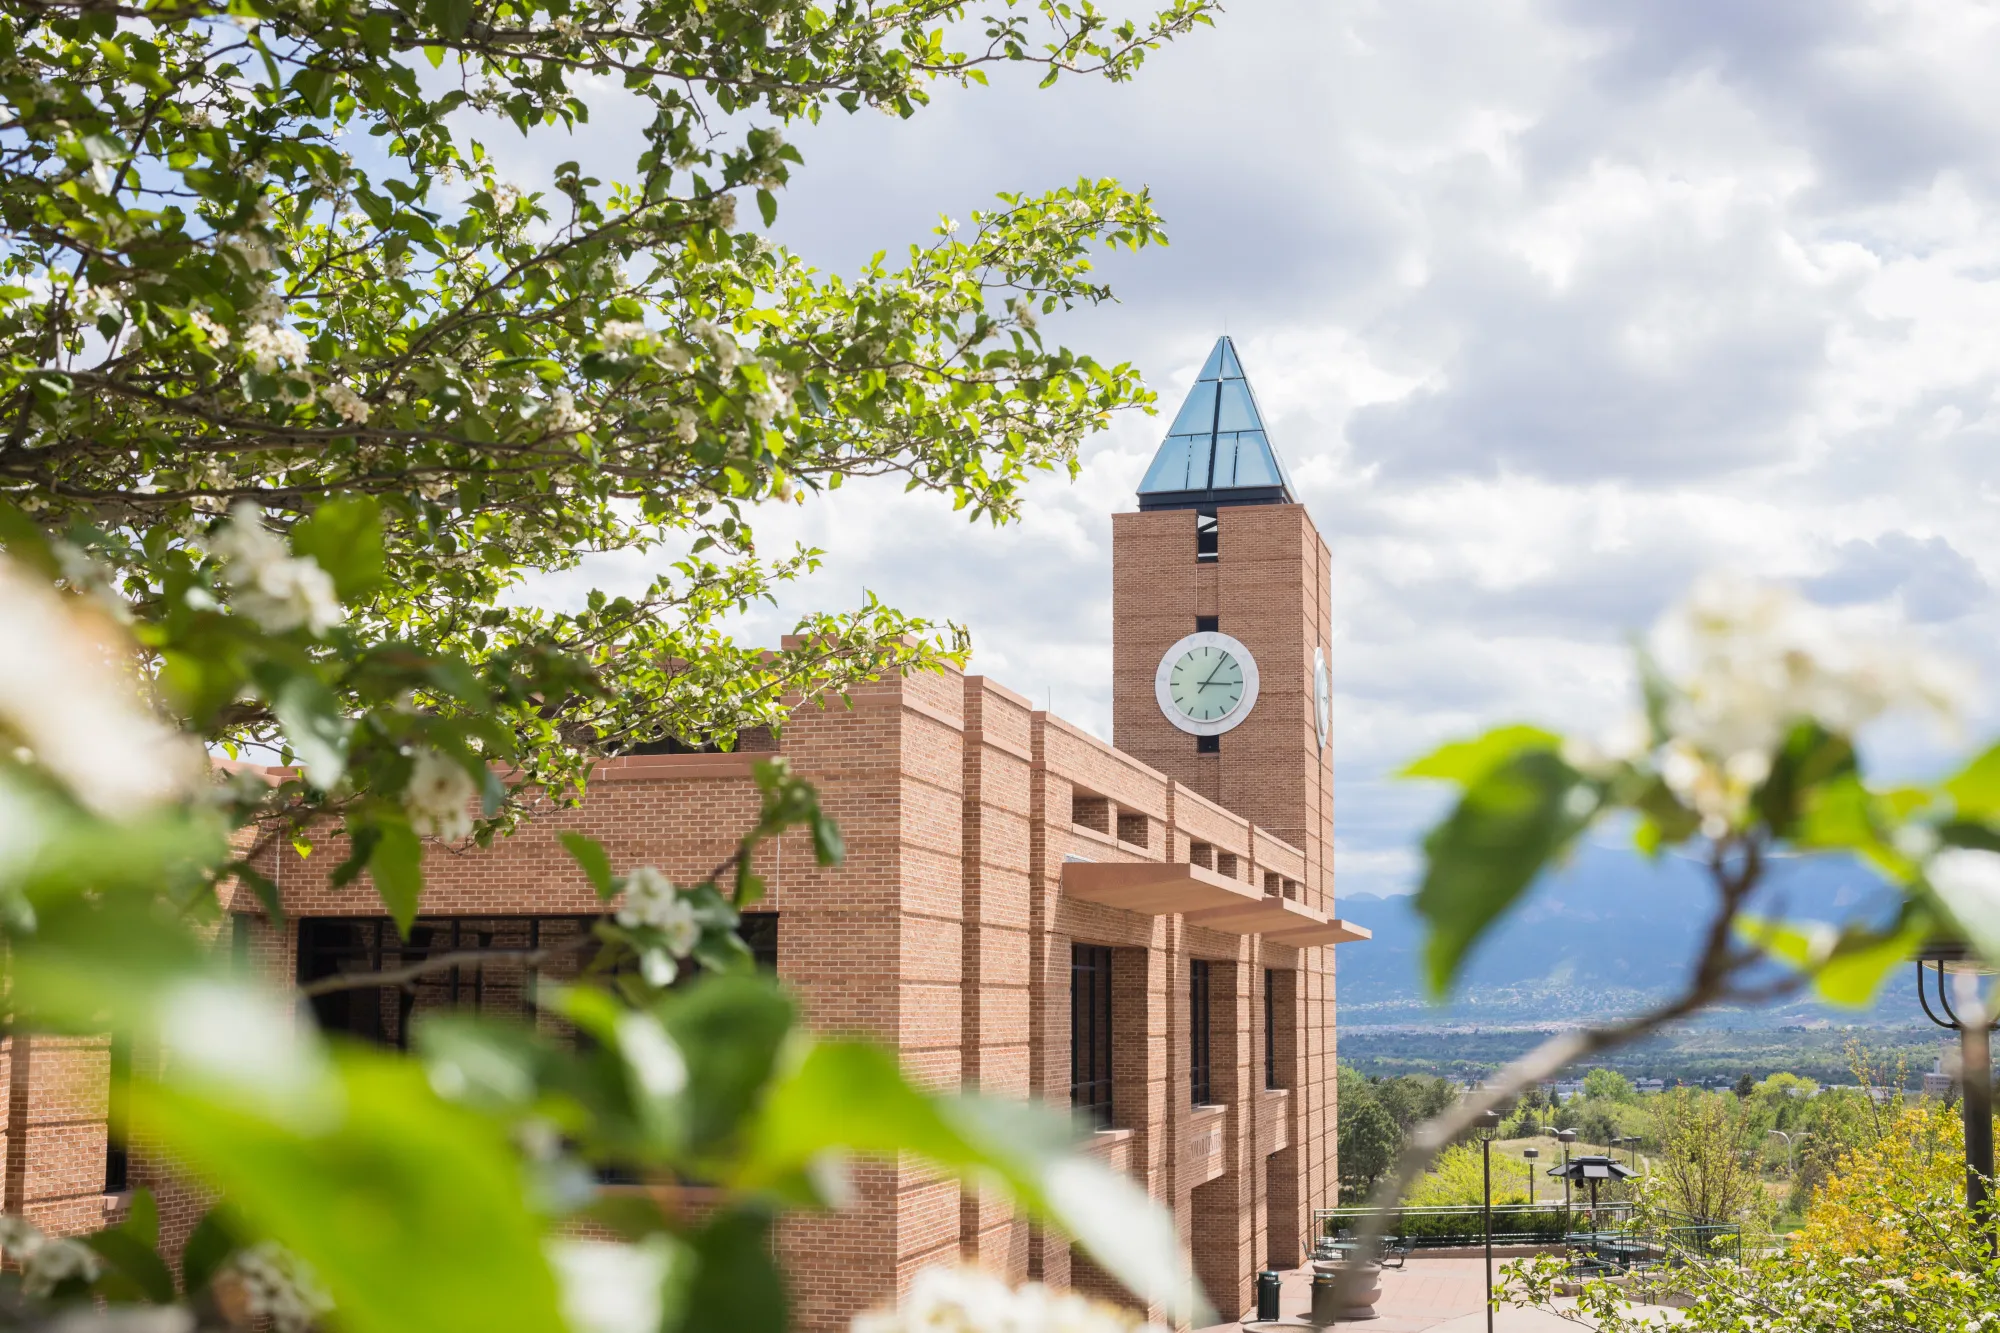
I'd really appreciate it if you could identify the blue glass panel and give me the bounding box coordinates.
[1209,435,1237,487]
[1217,339,1244,380]
[1230,432,1281,486]
[1138,434,1195,492]
[1167,380,1218,436]
[1215,380,1263,433]
[1194,339,1227,381]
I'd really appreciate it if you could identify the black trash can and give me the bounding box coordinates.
[1256,1269,1283,1322]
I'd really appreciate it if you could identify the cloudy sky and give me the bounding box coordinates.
[533,0,2000,897]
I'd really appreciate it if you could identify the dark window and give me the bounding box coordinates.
[739,913,779,972]
[298,916,589,1049]
[1071,944,1114,1129]
[1195,616,1219,634]
[1264,969,1279,1091]
[1197,734,1221,754]
[300,913,782,1048]
[103,1037,129,1193]
[1196,512,1219,562]
[1191,960,1213,1106]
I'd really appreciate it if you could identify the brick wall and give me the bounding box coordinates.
[21,496,1352,1333]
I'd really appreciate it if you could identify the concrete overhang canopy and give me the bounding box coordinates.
[1265,917,1372,947]
[1185,893,1373,947]
[1061,859,1264,916]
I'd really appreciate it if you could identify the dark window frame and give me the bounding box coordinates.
[1071,943,1115,1129]
[1191,959,1213,1106]
[103,1037,130,1193]
[1264,968,1279,1091]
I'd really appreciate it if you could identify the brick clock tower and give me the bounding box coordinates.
[1113,337,1334,905]
[1110,336,1343,1298]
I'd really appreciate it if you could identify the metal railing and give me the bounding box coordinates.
[1313,1202,1637,1254]
[1311,1203,1740,1272]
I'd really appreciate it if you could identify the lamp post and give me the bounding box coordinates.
[1914,939,1997,1249]
[1558,1128,1577,1237]
[1523,1147,1540,1206]
[1479,1108,1503,1333]
[1612,1135,1640,1173]
[1767,1129,1794,1176]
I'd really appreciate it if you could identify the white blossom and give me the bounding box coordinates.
[0,1215,105,1297]
[403,748,476,842]
[210,503,343,635]
[246,285,287,324]
[226,1241,333,1333]
[242,322,309,373]
[1637,575,1967,833]
[187,309,230,348]
[600,320,650,353]
[0,558,204,817]
[222,233,275,271]
[545,389,590,434]
[852,1266,1169,1333]
[548,1239,675,1333]
[320,381,371,425]
[615,866,700,955]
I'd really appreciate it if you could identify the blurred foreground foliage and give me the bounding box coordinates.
[0,0,1223,1326]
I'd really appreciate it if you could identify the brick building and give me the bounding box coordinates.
[3,336,1365,1327]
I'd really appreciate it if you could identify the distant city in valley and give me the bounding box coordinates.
[1336,841,1944,1087]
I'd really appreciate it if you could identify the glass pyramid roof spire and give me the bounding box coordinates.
[1135,336,1297,510]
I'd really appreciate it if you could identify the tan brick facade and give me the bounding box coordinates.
[15,495,1357,1329]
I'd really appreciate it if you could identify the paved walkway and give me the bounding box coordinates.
[1199,1256,1681,1332]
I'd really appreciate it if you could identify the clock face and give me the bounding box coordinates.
[1313,647,1331,751]
[1170,645,1245,721]
[1154,631,1260,736]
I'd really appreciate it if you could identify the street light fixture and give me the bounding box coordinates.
[1914,938,1998,1247]
[1523,1147,1540,1206]
[1557,1128,1577,1235]
[1611,1135,1641,1173]
[1479,1108,1503,1333]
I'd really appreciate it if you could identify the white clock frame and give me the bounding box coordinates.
[1155,631,1261,737]
[1313,646,1330,751]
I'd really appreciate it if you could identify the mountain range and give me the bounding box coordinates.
[1333,842,1937,1031]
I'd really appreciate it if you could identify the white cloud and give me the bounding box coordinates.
[507,0,2000,895]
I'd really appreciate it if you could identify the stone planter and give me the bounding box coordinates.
[1308,1260,1382,1323]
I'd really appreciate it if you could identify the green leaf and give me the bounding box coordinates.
[122,1186,160,1248]
[742,1041,1207,1325]
[1399,724,1562,786]
[680,1207,786,1333]
[1752,723,1855,838]
[1817,917,1933,1008]
[1411,748,1589,996]
[181,1207,240,1295]
[559,831,616,899]
[292,495,384,600]
[368,817,425,934]
[657,973,794,1158]
[232,859,286,923]
[254,662,350,789]
[1946,741,2000,822]
[1736,912,1934,1008]
[132,1051,568,1333]
[83,1226,176,1303]
[811,811,843,867]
